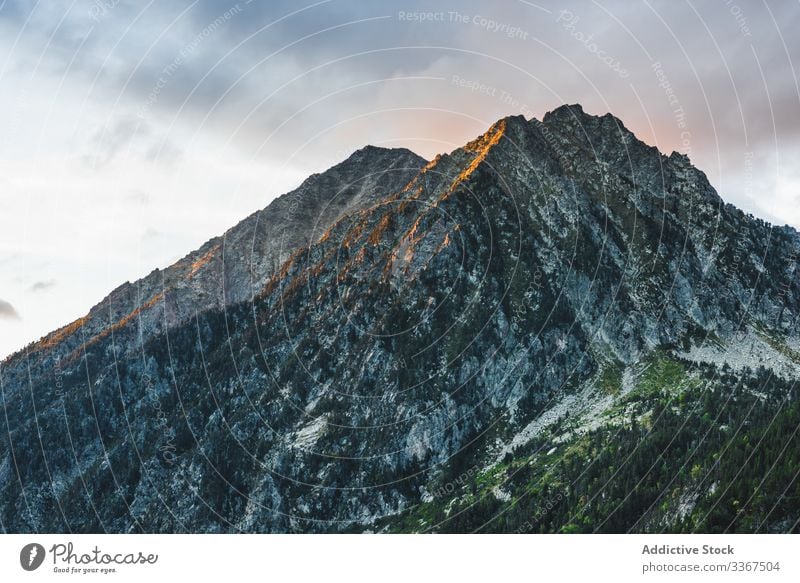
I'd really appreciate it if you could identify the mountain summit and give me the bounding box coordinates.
[2,106,799,533]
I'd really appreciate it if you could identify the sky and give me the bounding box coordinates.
[0,0,799,359]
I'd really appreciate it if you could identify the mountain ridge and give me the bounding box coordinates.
[5,105,791,368]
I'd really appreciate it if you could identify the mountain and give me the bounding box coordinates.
[1,105,798,533]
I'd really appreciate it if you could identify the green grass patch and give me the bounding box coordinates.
[598,361,623,395]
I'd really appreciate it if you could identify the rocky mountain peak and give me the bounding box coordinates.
[2,108,798,534]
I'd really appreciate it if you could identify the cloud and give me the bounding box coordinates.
[5,1,799,173]
[0,299,20,320]
[83,116,183,168]
[145,138,184,166]
[84,116,151,167]
[142,227,161,241]
[28,280,57,293]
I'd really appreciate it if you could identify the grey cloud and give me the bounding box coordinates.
[84,116,182,167]
[85,116,150,167]
[6,0,799,142]
[144,138,183,166]
[142,227,161,241]
[0,299,20,320]
[28,280,57,293]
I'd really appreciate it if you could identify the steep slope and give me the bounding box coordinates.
[1,106,798,533]
[2,145,425,371]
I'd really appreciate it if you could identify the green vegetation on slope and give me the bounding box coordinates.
[382,356,800,533]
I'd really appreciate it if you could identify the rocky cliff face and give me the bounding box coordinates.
[2,105,798,533]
